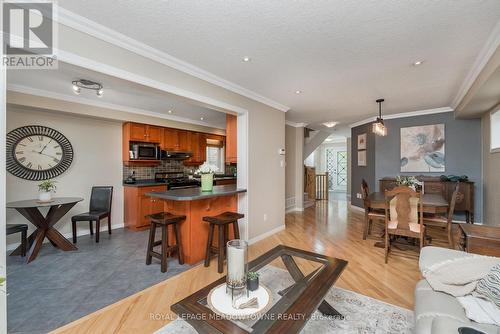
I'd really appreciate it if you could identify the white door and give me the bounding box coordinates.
[325,148,348,192]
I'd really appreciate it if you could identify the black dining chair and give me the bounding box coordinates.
[7,224,28,256]
[71,186,113,243]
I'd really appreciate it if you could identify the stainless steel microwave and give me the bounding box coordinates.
[130,142,160,160]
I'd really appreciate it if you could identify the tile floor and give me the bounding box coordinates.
[6,228,193,334]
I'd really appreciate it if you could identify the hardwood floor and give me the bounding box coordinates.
[51,195,456,334]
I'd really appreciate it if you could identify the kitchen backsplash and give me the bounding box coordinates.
[123,160,188,180]
[123,161,237,180]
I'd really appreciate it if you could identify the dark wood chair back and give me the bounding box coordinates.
[90,186,113,213]
[385,186,423,231]
[448,182,460,222]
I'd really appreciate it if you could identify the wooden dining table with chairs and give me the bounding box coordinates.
[360,179,459,261]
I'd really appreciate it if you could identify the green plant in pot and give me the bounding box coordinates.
[38,180,57,202]
[395,175,419,190]
[196,162,219,192]
[247,271,260,291]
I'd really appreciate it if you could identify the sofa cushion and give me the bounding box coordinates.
[419,246,474,274]
[431,317,500,334]
[415,280,470,324]
[476,263,500,308]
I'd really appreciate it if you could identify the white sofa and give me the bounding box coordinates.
[415,246,500,334]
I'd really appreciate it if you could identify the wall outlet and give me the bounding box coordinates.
[356,193,363,199]
[263,214,268,221]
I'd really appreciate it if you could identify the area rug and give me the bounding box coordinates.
[156,266,414,334]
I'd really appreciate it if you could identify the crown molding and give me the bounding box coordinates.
[56,7,289,113]
[349,107,453,128]
[285,121,307,127]
[451,19,500,109]
[7,83,226,129]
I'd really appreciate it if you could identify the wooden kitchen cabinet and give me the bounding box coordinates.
[124,122,162,143]
[225,114,237,163]
[124,185,167,230]
[184,132,207,165]
[163,128,190,151]
[147,126,162,143]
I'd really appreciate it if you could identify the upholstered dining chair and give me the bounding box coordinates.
[361,179,385,240]
[423,182,460,249]
[71,186,113,243]
[384,186,425,263]
[6,224,28,256]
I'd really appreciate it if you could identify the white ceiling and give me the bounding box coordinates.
[58,0,500,127]
[6,62,228,129]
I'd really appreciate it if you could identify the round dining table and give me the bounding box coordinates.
[7,197,83,263]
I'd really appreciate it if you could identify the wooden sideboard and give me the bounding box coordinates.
[379,176,475,223]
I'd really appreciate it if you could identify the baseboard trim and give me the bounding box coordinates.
[350,205,365,212]
[285,206,304,214]
[248,225,285,245]
[6,223,125,251]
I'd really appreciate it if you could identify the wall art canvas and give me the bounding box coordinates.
[400,124,445,172]
[358,150,367,167]
[357,133,367,150]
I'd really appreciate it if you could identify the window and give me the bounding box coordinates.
[491,109,500,153]
[206,146,225,172]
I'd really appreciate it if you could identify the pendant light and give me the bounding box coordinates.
[372,98,387,136]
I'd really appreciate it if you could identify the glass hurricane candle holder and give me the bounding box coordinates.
[226,239,248,301]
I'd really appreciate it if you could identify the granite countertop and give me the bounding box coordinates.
[123,179,166,187]
[146,185,246,201]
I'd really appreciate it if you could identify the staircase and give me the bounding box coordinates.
[303,192,315,209]
[303,129,331,160]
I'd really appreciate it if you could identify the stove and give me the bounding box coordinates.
[155,172,200,190]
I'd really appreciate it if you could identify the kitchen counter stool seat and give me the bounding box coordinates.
[6,223,28,257]
[146,212,186,273]
[203,212,244,273]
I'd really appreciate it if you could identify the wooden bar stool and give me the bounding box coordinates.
[145,212,185,273]
[203,212,244,273]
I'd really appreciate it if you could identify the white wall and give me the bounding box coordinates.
[6,107,124,247]
[284,125,304,211]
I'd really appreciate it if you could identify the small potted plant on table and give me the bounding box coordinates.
[247,271,260,291]
[38,180,57,202]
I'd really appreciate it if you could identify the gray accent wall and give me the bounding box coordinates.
[351,122,376,208]
[351,112,483,222]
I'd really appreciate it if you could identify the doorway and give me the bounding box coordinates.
[325,148,348,192]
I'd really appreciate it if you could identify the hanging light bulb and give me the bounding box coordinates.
[96,88,104,97]
[372,98,387,136]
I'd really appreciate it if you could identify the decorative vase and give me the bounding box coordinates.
[201,173,214,192]
[39,191,52,202]
[247,277,259,291]
[226,239,248,301]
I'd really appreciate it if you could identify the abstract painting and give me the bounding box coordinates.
[400,124,445,172]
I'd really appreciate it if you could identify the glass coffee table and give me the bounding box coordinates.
[171,245,348,333]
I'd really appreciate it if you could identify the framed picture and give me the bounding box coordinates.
[400,124,445,172]
[357,133,367,150]
[358,150,367,166]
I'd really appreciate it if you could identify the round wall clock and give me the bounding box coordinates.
[6,125,74,181]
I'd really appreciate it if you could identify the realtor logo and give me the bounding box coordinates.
[2,1,57,69]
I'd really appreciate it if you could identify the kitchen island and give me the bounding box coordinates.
[146,185,247,264]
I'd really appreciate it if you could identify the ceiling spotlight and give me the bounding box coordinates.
[242,56,251,62]
[200,117,204,121]
[72,79,103,97]
[412,60,425,66]
[295,90,302,94]
[72,84,81,95]
[323,121,338,128]
[168,110,173,114]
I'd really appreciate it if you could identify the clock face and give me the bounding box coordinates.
[7,126,73,180]
[15,135,64,171]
